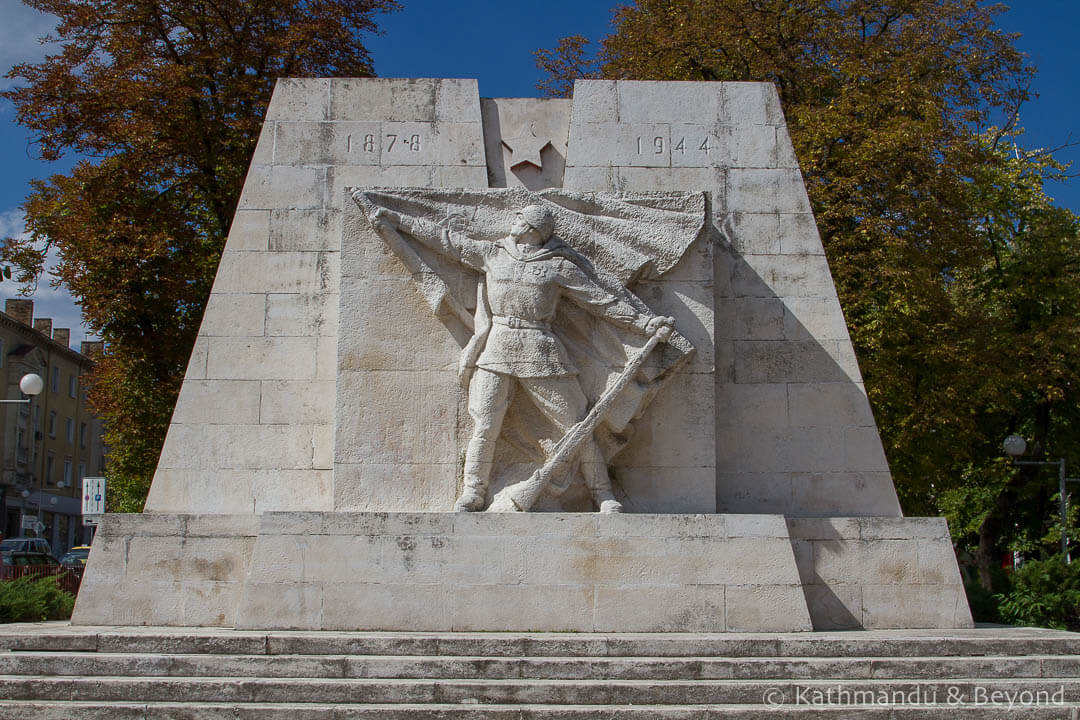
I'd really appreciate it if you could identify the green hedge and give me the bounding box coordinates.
[0,576,75,623]
[992,555,1080,631]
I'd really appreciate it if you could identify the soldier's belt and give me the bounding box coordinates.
[491,316,551,330]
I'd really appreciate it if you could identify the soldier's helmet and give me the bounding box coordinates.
[519,204,555,240]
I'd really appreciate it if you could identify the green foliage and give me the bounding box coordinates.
[537,0,1080,586]
[0,576,76,623]
[2,0,397,510]
[993,555,1080,631]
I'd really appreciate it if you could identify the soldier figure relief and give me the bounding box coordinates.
[357,189,705,513]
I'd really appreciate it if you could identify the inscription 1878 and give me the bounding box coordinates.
[348,132,424,154]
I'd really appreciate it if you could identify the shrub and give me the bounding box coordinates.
[994,555,1080,631]
[0,576,75,623]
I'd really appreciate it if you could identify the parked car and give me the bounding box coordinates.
[59,546,92,568]
[0,537,52,556]
[0,551,81,594]
[0,552,60,568]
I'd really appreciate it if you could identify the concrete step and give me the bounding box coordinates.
[3,626,1080,658]
[1,651,1079,681]
[1,702,1078,719]
[1,676,1078,706]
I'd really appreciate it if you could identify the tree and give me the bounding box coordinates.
[2,0,397,510]
[538,0,1080,587]
[934,134,1080,588]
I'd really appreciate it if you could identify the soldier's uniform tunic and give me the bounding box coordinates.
[400,216,653,505]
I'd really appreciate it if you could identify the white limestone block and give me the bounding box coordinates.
[728,213,781,255]
[435,165,489,187]
[273,121,381,166]
[567,122,672,167]
[778,213,826,255]
[789,472,900,517]
[787,382,875,428]
[205,337,318,380]
[733,339,853,385]
[716,382,789,428]
[726,585,813,632]
[731,253,837,298]
[335,369,459,465]
[720,82,785,126]
[435,79,483,122]
[226,209,271,252]
[617,81,724,124]
[238,165,328,210]
[615,372,716,468]
[199,293,265,337]
[157,424,318,472]
[727,168,812,214]
[570,80,617,123]
[266,293,336,337]
[593,585,724,632]
[259,380,335,425]
[183,337,209,380]
[614,466,717,514]
[716,297,786,340]
[844,426,892,471]
[213,251,337,295]
[171,379,261,425]
[782,297,851,341]
[265,78,330,122]
[481,97,571,190]
[269,209,342,251]
[330,78,439,122]
[315,335,337,381]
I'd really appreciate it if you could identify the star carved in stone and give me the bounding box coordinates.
[501,133,552,170]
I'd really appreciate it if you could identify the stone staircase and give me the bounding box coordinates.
[0,625,1078,718]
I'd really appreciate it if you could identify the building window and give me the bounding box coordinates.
[51,367,60,392]
[63,459,72,487]
[46,453,55,485]
[80,423,87,448]
[48,411,56,438]
[68,375,77,398]
[66,418,74,444]
[77,463,85,482]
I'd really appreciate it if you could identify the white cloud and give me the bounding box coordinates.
[0,1,60,91]
[1,206,96,348]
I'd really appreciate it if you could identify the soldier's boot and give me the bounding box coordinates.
[453,484,487,512]
[582,445,623,514]
[457,427,497,512]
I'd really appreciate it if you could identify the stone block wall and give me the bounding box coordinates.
[145,79,486,514]
[72,514,259,626]
[235,512,812,632]
[564,80,900,518]
[788,517,973,630]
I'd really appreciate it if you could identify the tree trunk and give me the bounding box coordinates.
[975,511,1000,591]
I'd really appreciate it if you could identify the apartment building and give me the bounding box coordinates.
[0,299,106,553]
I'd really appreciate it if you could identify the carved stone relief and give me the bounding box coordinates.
[353,188,705,512]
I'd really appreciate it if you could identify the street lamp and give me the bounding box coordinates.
[1003,435,1080,562]
[1,373,44,404]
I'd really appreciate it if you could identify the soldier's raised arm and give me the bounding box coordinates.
[369,208,489,271]
[559,263,673,337]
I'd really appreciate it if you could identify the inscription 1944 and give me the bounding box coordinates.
[637,136,711,155]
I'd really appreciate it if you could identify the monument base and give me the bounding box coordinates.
[234,512,810,632]
[72,512,970,632]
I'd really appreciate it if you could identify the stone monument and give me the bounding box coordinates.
[71,78,972,632]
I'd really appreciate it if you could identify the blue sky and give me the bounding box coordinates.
[1,1,1077,344]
